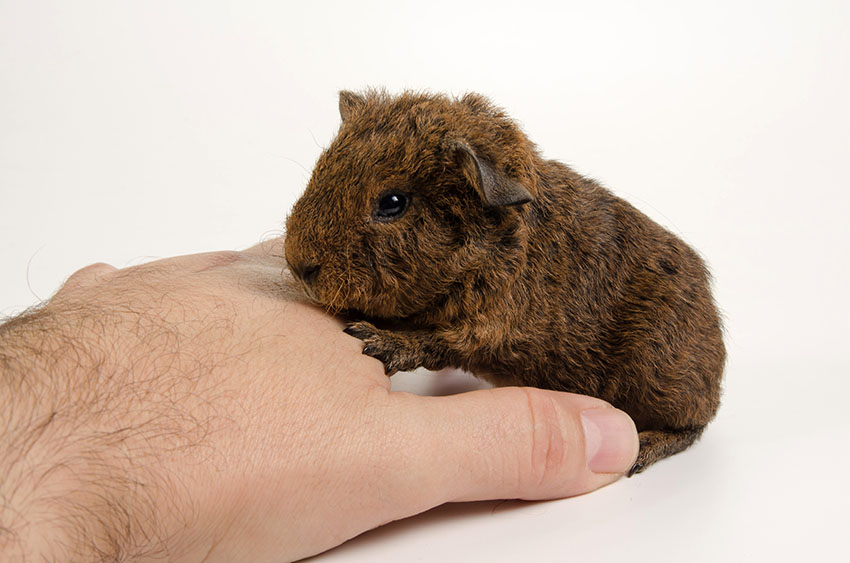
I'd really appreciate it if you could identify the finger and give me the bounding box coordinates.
[389,386,639,505]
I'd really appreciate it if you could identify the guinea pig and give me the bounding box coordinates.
[284,89,725,475]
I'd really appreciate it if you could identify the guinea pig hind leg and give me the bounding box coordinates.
[343,321,451,376]
[628,426,706,476]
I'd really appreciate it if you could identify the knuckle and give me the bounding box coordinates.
[193,251,242,272]
[62,262,117,291]
[518,388,570,493]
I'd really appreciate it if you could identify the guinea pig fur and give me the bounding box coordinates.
[284,89,725,475]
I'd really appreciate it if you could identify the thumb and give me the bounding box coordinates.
[391,386,639,504]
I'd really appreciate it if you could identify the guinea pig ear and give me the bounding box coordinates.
[452,141,533,207]
[339,90,366,122]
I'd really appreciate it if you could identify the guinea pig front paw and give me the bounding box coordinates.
[343,321,424,376]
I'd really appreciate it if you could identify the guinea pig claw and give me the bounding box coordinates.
[344,321,410,375]
[626,460,644,477]
[343,323,372,341]
[356,344,397,376]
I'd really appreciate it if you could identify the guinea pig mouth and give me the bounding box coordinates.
[290,271,348,314]
[286,262,410,318]
[285,263,323,306]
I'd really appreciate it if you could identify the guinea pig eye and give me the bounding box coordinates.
[374,192,410,221]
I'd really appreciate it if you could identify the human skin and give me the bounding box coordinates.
[0,239,638,562]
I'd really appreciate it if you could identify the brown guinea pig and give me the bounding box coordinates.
[284,89,725,475]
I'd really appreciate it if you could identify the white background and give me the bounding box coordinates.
[2,1,848,561]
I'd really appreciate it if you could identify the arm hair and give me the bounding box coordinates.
[0,301,204,562]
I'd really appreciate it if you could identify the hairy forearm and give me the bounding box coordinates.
[2,305,117,560]
[0,303,177,562]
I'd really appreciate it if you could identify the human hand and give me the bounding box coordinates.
[0,239,638,562]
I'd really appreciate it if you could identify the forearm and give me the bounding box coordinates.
[0,305,166,562]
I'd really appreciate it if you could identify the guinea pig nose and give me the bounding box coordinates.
[301,263,321,285]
